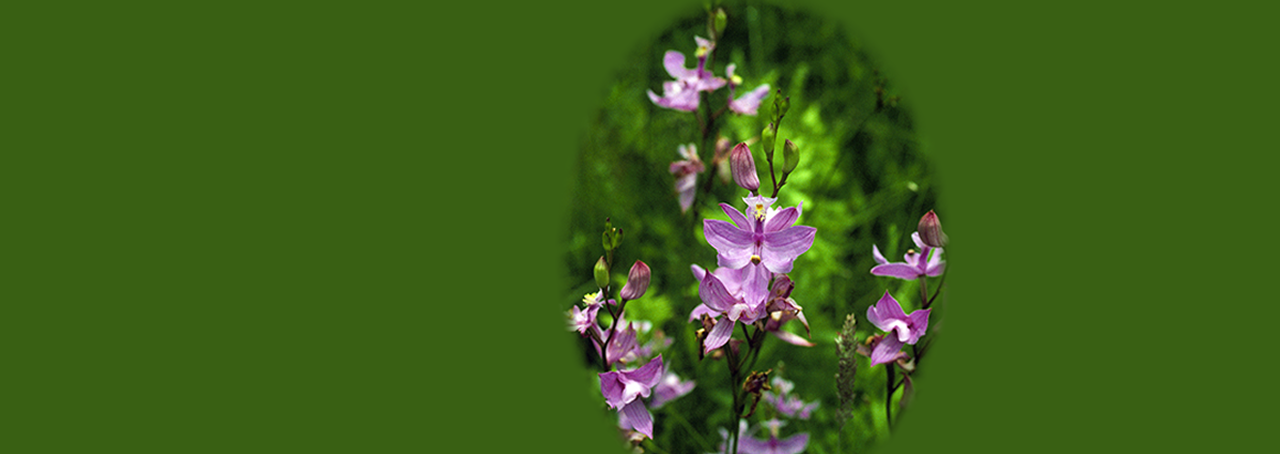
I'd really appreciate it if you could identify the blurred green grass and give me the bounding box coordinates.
[564,2,942,452]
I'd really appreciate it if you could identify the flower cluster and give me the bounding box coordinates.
[567,219,694,441]
[692,189,816,354]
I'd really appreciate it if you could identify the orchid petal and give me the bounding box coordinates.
[927,247,944,267]
[735,431,773,454]
[713,265,746,297]
[730,84,771,116]
[908,309,931,344]
[662,51,694,80]
[740,262,771,309]
[676,175,697,212]
[762,205,800,233]
[624,354,665,389]
[870,334,906,367]
[698,272,739,313]
[775,432,810,454]
[761,225,817,273]
[870,263,923,280]
[703,316,734,354]
[927,261,946,277]
[704,219,754,268]
[688,303,715,322]
[690,264,707,282]
[867,291,907,332]
[878,291,909,321]
[770,329,815,347]
[620,399,654,439]
[911,231,925,249]
[599,371,625,409]
[719,203,754,232]
[872,244,889,265]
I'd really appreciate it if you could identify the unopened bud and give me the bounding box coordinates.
[730,142,760,192]
[782,139,800,174]
[593,256,610,289]
[918,210,948,247]
[618,260,651,300]
[713,8,728,36]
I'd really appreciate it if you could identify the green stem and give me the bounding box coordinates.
[885,363,894,432]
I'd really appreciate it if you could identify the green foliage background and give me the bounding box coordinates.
[565,3,944,452]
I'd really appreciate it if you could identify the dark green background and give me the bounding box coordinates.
[6,1,1275,453]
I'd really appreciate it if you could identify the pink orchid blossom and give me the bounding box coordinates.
[669,144,705,213]
[866,291,930,367]
[871,232,945,280]
[647,37,727,111]
[599,355,664,439]
[726,63,771,115]
[703,195,816,304]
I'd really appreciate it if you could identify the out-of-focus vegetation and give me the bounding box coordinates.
[564,2,943,452]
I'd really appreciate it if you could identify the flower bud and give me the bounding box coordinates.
[593,256,610,289]
[713,8,728,37]
[782,139,800,174]
[619,260,651,300]
[730,142,760,192]
[761,123,776,161]
[917,210,948,248]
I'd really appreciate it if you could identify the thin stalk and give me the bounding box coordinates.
[885,363,894,432]
[926,272,946,308]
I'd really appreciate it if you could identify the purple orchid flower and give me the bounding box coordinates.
[866,291,930,367]
[647,37,728,112]
[599,355,664,439]
[697,270,768,354]
[726,63,771,115]
[650,371,695,409]
[703,195,816,304]
[567,291,607,335]
[870,231,945,280]
[669,143,705,213]
[765,377,819,419]
[718,420,809,454]
[567,304,600,335]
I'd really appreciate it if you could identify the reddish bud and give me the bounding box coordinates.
[619,260,651,300]
[730,142,760,192]
[918,210,948,248]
